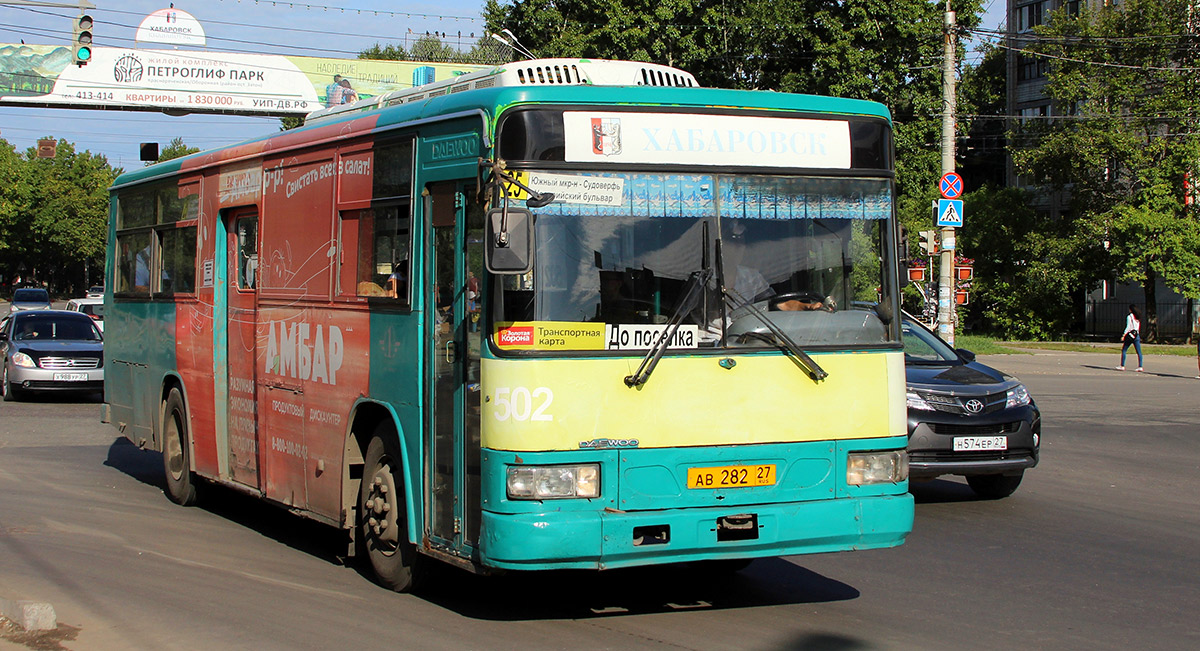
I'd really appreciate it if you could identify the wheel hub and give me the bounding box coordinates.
[365,462,400,553]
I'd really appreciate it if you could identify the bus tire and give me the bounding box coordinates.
[360,429,420,592]
[162,387,199,506]
[966,472,1023,500]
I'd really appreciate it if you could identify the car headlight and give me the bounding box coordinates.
[12,352,36,368]
[507,464,600,499]
[906,389,934,411]
[847,450,908,485]
[1005,384,1031,408]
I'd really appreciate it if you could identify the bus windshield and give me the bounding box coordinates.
[494,172,898,352]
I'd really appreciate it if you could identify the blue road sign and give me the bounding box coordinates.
[937,199,964,227]
[939,172,963,199]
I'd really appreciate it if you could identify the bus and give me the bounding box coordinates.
[104,58,912,592]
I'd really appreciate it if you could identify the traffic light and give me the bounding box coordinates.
[73,14,93,66]
[919,230,938,255]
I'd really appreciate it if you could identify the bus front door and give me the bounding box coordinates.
[427,181,484,556]
[226,211,260,488]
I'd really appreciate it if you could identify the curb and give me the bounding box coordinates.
[0,597,56,631]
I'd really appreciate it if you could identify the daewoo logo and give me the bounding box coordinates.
[497,326,534,346]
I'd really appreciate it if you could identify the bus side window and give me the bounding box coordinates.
[237,218,258,290]
[348,203,411,303]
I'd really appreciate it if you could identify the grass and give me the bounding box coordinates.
[950,333,1197,357]
[994,340,1197,357]
[954,334,1029,355]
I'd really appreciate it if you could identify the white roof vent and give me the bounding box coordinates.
[305,58,699,124]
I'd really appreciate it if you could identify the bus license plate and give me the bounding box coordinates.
[953,436,1007,451]
[687,464,776,489]
[53,373,88,382]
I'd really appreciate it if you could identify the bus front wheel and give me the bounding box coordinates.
[162,387,199,506]
[360,429,419,592]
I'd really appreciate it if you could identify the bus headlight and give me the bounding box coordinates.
[847,451,908,485]
[12,352,36,368]
[507,464,600,499]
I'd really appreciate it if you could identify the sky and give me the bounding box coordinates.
[0,0,1006,172]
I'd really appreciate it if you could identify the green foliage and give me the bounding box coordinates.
[959,185,1076,339]
[359,33,508,65]
[0,138,118,295]
[279,115,305,131]
[957,44,1007,188]
[485,0,985,266]
[151,136,200,165]
[1014,0,1200,339]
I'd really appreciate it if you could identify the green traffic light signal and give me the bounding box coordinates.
[73,14,93,66]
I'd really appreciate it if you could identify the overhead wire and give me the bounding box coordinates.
[1,6,488,60]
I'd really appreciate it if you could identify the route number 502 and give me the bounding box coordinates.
[493,387,554,422]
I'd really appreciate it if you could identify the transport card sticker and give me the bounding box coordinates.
[494,322,606,350]
[495,322,700,351]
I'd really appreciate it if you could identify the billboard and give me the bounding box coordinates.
[0,43,490,116]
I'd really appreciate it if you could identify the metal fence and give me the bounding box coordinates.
[1084,300,1198,341]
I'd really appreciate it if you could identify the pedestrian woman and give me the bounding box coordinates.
[1118,304,1143,372]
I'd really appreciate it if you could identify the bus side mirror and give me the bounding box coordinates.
[486,207,534,274]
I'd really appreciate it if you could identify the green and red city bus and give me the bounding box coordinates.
[104,59,912,591]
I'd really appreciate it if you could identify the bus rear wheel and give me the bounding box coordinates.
[162,387,199,505]
[360,429,420,592]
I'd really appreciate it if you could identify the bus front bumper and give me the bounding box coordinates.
[478,493,914,571]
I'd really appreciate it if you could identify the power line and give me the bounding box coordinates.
[212,0,479,23]
[2,7,491,59]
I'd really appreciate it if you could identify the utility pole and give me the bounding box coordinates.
[938,1,958,346]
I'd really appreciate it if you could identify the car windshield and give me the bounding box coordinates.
[901,319,959,363]
[12,315,100,341]
[13,289,49,303]
[493,172,898,353]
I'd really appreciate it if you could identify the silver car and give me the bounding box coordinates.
[1,310,104,401]
[9,287,51,313]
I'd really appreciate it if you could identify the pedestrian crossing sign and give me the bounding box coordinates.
[936,199,963,227]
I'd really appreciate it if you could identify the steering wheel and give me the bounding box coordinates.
[769,291,829,311]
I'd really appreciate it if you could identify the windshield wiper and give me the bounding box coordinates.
[624,268,713,388]
[721,287,829,382]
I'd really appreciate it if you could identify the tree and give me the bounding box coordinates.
[0,139,32,290]
[1014,0,1200,341]
[958,185,1079,338]
[957,44,1007,191]
[482,0,983,258]
[152,136,200,165]
[9,139,119,294]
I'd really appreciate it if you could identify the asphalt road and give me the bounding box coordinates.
[0,350,1197,650]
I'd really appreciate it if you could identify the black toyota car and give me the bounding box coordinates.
[902,318,1040,499]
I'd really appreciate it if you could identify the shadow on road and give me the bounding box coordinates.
[102,442,860,621]
[103,438,348,567]
[1081,363,1198,379]
[104,438,168,490]
[411,556,859,621]
[910,478,981,504]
